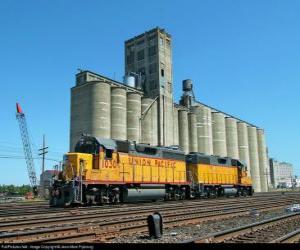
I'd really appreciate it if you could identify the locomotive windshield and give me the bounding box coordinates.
[75,137,100,154]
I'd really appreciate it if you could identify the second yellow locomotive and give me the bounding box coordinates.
[50,136,253,206]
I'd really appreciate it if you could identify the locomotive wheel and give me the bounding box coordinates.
[174,188,180,201]
[242,189,247,197]
[180,189,186,200]
[211,188,217,198]
[98,189,107,205]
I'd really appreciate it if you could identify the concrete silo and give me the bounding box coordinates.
[188,112,198,152]
[237,122,251,175]
[70,80,113,151]
[257,129,269,192]
[225,117,239,159]
[70,84,90,151]
[173,106,179,146]
[90,82,111,139]
[141,98,153,144]
[111,87,127,140]
[192,105,213,155]
[247,126,261,192]
[127,92,141,142]
[178,109,189,153]
[212,112,227,157]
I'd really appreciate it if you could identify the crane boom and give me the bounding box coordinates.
[16,103,37,188]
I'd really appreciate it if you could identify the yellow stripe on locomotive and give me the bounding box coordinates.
[63,139,187,185]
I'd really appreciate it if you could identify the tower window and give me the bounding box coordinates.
[137,50,144,61]
[149,63,157,74]
[160,37,164,46]
[148,46,156,56]
[166,39,171,47]
[137,39,145,45]
[127,53,134,64]
[148,35,156,40]
[161,69,165,77]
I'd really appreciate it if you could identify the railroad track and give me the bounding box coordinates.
[0,194,299,243]
[271,229,300,243]
[0,191,296,217]
[0,192,298,218]
[183,212,300,243]
[0,195,298,226]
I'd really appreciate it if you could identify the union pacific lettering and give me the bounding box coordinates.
[128,157,176,168]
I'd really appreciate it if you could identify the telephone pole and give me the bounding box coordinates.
[39,134,48,197]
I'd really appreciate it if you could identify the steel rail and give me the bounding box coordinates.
[271,228,300,243]
[1,192,299,220]
[0,199,297,243]
[181,213,300,243]
[0,196,296,233]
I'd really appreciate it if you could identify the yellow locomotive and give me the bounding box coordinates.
[50,136,253,206]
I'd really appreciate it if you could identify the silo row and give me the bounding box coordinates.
[70,82,143,151]
[173,106,268,193]
[71,82,269,193]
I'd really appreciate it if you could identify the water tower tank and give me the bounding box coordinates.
[124,75,136,88]
[183,79,193,91]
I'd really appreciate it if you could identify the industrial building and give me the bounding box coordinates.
[269,159,294,188]
[70,27,269,192]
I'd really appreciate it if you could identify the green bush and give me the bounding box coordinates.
[0,184,31,195]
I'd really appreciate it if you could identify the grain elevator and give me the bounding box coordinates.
[70,27,269,192]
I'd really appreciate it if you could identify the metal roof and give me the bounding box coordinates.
[95,138,117,150]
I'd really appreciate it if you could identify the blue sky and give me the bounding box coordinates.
[0,0,299,185]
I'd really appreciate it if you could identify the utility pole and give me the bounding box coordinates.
[38,134,48,197]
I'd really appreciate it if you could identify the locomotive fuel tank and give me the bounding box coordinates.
[223,187,238,196]
[121,185,166,202]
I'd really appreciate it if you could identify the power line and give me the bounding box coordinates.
[0,155,60,162]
